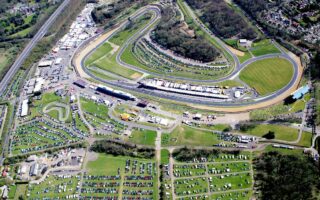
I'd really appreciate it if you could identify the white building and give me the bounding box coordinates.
[234,91,241,98]
[70,95,76,103]
[33,77,45,93]
[38,60,53,67]
[55,57,62,65]
[21,99,29,117]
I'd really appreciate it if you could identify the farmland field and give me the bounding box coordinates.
[239,58,294,95]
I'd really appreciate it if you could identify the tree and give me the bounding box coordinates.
[262,131,275,139]
[254,152,320,200]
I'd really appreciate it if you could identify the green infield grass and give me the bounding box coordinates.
[92,52,142,80]
[85,42,113,66]
[47,109,59,119]
[239,58,294,95]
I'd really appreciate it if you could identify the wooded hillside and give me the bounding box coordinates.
[186,0,257,40]
[152,7,220,62]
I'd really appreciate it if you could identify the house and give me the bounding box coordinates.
[239,39,251,48]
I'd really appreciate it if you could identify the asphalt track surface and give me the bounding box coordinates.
[78,5,300,108]
[0,0,70,96]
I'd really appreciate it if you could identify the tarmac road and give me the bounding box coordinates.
[77,5,301,109]
[0,0,71,96]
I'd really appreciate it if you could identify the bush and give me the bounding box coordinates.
[90,139,155,159]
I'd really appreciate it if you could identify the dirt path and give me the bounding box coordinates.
[226,45,245,57]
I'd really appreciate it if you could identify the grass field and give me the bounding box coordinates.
[215,80,243,87]
[89,68,117,80]
[87,153,127,175]
[297,131,313,147]
[34,93,61,107]
[162,125,221,146]
[250,94,311,121]
[250,39,281,56]
[198,124,232,132]
[238,51,252,63]
[80,97,109,119]
[127,129,157,146]
[92,51,142,80]
[240,124,299,142]
[121,43,152,71]
[74,112,89,133]
[257,145,304,157]
[239,58,294,95]
[47,109,59,119]
[161,149,170,165]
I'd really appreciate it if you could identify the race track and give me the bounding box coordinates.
[73,5,303,112]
